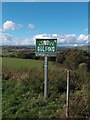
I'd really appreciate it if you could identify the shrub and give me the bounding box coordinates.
[79,63,88,71]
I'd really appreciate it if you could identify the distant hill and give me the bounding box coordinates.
[1,45,89,52]
[57,45,89,52]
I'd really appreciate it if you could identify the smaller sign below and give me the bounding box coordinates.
[35,39,57,57]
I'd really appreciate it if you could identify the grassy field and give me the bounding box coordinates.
[2,57,63,71]
[2,57,43,70]
[2,57,67,118]
[2,57,89,118]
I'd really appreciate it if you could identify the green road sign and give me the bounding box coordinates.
[36,39,57,56]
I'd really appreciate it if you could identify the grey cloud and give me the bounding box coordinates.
[0,33,34,46]
[0,33,88,46]
[2,20,23,32]
[34,33,88,46]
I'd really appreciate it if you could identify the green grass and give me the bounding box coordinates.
[2,58,43,70]
[2,57,89,118]
[2,57,61,71]
[2,78,66,118]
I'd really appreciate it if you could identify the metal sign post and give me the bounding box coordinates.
[44,56,48,100]
[66,70,70,118]
[35,39,57,101]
